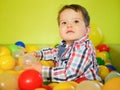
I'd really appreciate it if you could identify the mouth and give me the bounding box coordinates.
[66,30,74,34]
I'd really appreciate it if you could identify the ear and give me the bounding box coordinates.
[86,26,91,36]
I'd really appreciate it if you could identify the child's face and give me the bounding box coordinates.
[59,9,90,45]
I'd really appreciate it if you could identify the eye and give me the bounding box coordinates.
[74,20,79,23]
[61,22,67,25]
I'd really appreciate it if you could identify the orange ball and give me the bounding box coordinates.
[102,77,120,90]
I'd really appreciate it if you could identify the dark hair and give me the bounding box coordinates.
[57,4,90,27]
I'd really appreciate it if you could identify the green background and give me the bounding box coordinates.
[0,0,120,72]
[0,0,120,45]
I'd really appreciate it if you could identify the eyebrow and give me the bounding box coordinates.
[60,18,82,22]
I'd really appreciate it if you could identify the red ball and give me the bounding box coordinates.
[42,85,53,90]
[75,77,88,83]
[18,69,43,90]
[97,44,110,52]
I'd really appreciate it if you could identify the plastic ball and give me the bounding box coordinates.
[96,57,105,65]
[0,72,18,90]
[0,55,16,70]
[40,60,54,67]
[0,46,11,56]
[53,82,75,90]
[76,80,102,90]
[20,53,37,66]
[12,49,24,59]
[18,69,43,90]
[106,64,116,72]
[96,52,107,62]
[102,77,120,90]
[93,80,103,88]
[25,45,40,52]
[48,82,58,89]
[7,44,19,53]
[102,51,110,59]
[0,69,4,74]
[41,85,53,90]
[34,88,46,90]
[67,81,78,89]
[89,24,103,47]
[75,77,88,83]
[105,71,120,82]
[99,65,109,80]
[97,44,110,52]
[15,41,25,48]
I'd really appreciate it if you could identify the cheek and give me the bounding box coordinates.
[76,29,86,37]
[59,29,64,37]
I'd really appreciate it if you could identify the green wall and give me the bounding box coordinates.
[0,0,120,45]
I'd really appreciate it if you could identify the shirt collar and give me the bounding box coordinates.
[74,35,88,44]
[60,35,88,47]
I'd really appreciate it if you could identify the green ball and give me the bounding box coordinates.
[103,51,110,59]
[7,44,19,53]
[96,57,105,65]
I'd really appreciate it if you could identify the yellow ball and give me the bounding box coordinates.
[48,82,58,88]
[0,69,4,74]
[0,46,11,56]
[53,82,75,90]
[67,81,78,89]
[99,65,109,80]
[89,24,103,47]
[40,60,54,67]
[25,45,40,52]
[0,55,16,70]
[96,52,107,62]
[46,60,54,67]
[102,77,120,90]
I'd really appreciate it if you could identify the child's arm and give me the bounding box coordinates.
[33,47,58,60]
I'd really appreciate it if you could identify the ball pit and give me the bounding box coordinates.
[0,41,120,90]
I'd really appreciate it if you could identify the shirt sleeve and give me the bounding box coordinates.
[42,41,98,82]
[34,48,58,60]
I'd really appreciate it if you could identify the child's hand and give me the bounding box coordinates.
[23,61,42,73]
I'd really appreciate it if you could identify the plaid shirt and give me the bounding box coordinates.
[35,35,101,82]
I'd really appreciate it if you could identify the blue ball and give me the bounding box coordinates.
[106,65,116,71]
[15,41,25,48]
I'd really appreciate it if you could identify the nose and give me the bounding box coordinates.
[67,22,72,28]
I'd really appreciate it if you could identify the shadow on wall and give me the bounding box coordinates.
[110,44,120,72]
